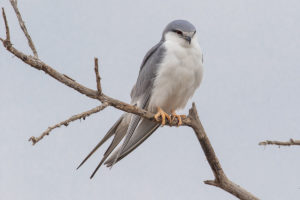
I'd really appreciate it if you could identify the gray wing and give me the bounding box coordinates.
[107,41,166,167]
[131,41,165,99]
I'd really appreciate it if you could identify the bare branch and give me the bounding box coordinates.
[2,7,10,41]
[189,103,259,200]
[9,0,38,57]
[28,103,109,145]
[63,74,76,82]
[259,139,300,147]
[94,57,102,95]
[1,8,11,46]
[0,44,99,98]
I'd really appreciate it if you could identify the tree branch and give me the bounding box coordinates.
[1,7,11,46]
[28,103,109,145]
[1,3,259,200]
[188,103,259,200]
[259,139,300,147]
[94,57,102,95]
[9,0,38,57]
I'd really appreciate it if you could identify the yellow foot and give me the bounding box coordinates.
[154,107,171,126]
[171,111,186,126]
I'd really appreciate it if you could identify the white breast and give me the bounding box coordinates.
[149,35,204,113]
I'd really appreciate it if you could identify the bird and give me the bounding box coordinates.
[77,19,204,178]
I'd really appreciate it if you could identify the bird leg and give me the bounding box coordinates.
[171,110,186,126]
[154,107,171,126]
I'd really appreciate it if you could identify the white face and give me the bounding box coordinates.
[164,31,198,48]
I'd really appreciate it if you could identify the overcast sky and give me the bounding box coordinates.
[1,0,300,199]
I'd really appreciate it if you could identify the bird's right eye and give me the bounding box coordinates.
[173,30,183,35]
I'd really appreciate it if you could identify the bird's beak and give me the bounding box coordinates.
[183,35,192,44]
[185,36,192,44]
[182,32,194,44]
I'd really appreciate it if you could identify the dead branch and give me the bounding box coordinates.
[188,104,259,199]
[9,0,38,57]
[94,57,102,95]
[1,4,259,200]
[259,139,300,147]
[0,8,11,46]
[28,103,109,145]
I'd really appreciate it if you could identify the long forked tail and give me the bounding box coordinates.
[77,113,159,178]
[104,118,159,167]
[89,115,130,178]
[76,114,128,170]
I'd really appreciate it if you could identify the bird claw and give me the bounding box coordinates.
[154,107,171,126]
[171,111,185,126]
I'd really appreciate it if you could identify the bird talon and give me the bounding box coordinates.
[154,107,171,126]
[171,111,185,126]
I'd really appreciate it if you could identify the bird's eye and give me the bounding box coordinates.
[173,30,183,35]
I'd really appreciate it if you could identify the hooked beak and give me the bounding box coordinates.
[184,36,192,44]
[183,31,195,44]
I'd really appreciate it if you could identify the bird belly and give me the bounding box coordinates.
[149,43,203,113]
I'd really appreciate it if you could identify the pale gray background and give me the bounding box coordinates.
[0,0,299,199]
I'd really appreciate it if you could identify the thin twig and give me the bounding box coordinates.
[259,139,300,147]
[1,8,11,46]
[94,57,102,95]
[9,0,38,57]
[2,8,10,41]
[28,103,109,145]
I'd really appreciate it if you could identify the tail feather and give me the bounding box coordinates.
[77,108,160,178]
[103,119,129,156]
[77,114,126,170]
[89,117,129,178]
[105,119,159,167]
[109,115,141,167]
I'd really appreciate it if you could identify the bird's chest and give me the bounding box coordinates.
[164,47,202,83]
[150,43,203,111]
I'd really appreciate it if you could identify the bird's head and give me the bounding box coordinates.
[162,20,197,47]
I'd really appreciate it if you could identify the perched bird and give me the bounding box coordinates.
[77,20,204,178]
